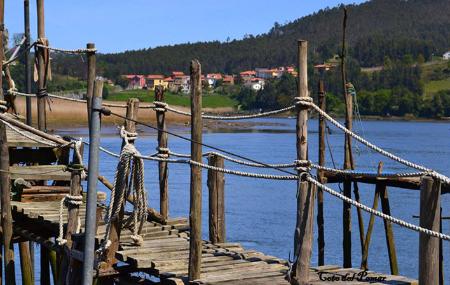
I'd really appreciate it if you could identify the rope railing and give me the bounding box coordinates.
[295,97,450,185]
[308,175,450,241]
[35,43,97,54]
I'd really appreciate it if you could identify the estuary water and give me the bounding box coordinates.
[18,118,450,281]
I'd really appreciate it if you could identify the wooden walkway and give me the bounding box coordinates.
[11,201,418,284]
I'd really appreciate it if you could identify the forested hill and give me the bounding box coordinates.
[53,0,450,79]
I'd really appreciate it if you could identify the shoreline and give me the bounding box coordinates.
[14,98,449,133]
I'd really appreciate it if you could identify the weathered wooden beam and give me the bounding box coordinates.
[106,98,139,267]
[188,59,203,281]
[323,171,450,193]
[292,40,315,285]
[361,163,383,270]
[0,0,15,281]
[155,86,169,221]
[36,0,47,131]
[379,185,399,275]
[208,154,225,244]
[419,176,440,285]
[317,78,325,266]
[19,241,34,285]
[86,43,96,125]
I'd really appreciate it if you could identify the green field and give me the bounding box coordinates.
[108,89,238,108]
[424,79,450,96]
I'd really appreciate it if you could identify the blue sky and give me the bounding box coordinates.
[5,1,366,54]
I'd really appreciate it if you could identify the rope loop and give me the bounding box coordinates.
[120,126,138,145]
[0,100,8,113]
[56,194,83,245]
[153,101,168,112]
[36,88,48,98]
[156,147,170,158]
[294,96,313,108]
[294,159,311,172]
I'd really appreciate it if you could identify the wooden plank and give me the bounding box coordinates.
[10,165,72,181]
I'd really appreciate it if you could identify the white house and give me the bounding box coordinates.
[443,51,450,60]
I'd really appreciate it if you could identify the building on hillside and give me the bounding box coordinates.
[244,77,265,91]
[123,75,146,89]
[205,73,223,88]
[255,68,280,79]
[443,51,450,60]
[239,70,256,83]
[146,75,167,90]
[222,75,235,85]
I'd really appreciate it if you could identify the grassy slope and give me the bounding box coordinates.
[422,60,450,97]
[108,89,238,108]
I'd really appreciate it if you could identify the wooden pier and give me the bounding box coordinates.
[0,1,446,284]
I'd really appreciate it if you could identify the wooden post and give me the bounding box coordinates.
[155,86,169,221]
[105,98,139,266]
[340,7,353,268]
[379,184,398,275]
[207,154,225,244]
[58,143,84,284]
[24,0,32,125]
[317,79,326,266]
[0,0,16,282]
[48,250,58,285]
[292,40,315,285]
[361,162,383,270]
[40,247,50,285]
[19,242,34,285]
[36,0,47,131]
[86,43,96,125]
[419,176,440,285]
[188,59,203,281]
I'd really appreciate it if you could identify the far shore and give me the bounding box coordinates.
[14,98,449,132]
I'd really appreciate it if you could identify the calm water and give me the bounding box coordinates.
[15,118,450,281]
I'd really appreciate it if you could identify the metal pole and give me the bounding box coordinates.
[24,0,32,125]
[82,80,103,285]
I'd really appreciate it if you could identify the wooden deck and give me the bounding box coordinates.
[10,201,418,284]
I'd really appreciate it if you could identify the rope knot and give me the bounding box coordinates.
[0,99,8,113]
[120,126,138,144]
[37,88,48,98]
[156,147,170,158]
[294,97,313,108]
[130,234,144,246]
[295,159,311,172]
[153,101,168,112]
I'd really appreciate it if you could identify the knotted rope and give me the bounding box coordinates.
[56,194,83,245]
[97,137,148,253]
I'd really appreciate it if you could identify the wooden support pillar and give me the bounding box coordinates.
[105,98,140,266]
[36,0,47,131]
[155,86,169,221]
[207,154,225,244]
[19,242,34,285]
[340,7,353,268]
[188,59,203,281]
[86,43,96,125]
[419,176,440,285]
[361,163,382,270]
[40,247,50,285]
[48,249,58,285]
[292,40,315,285]
[379,184,398,275]
[58,143,84,284]
[0,0,16,282]
[317,79,326,266]
[24,0,32,126]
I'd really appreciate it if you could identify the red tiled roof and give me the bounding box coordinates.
[172,71,185,76]
[147,74,164,79]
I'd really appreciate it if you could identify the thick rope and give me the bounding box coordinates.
[35,43,97,54]
[295,98,450,185]
[163,103,296,120]
[307,175,450,241]
[97,142,148,253]
[56,194,83,245]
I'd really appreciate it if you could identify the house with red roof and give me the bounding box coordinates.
[123,75,146,89]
